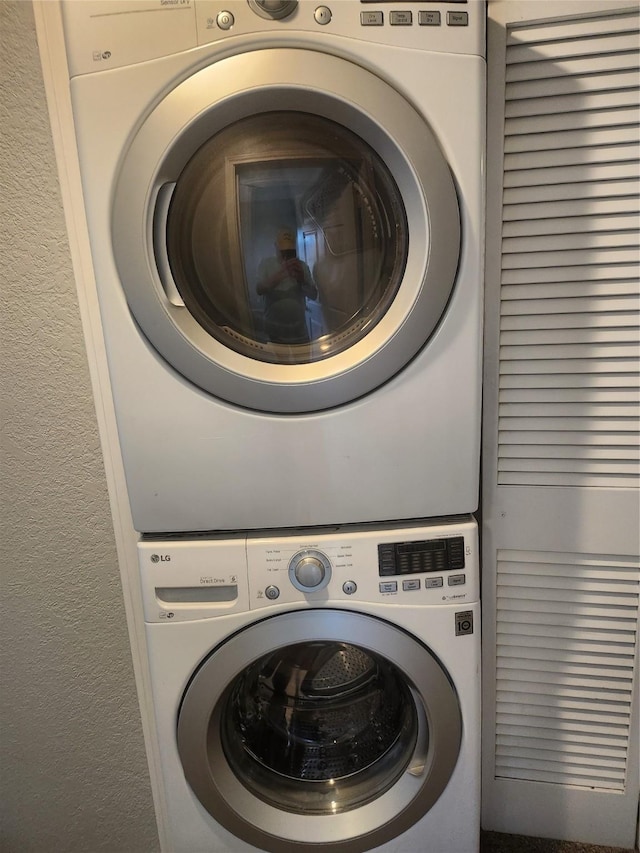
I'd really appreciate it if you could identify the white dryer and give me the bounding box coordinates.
[60,0,485,533]
[139,516,480,852]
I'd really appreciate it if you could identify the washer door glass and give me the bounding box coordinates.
[222,641,417,814]
[164,112,408,364]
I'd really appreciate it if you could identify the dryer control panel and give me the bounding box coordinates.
[139,516,479,622]
[61,0,485,78]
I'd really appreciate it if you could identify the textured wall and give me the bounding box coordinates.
[0,3,160,851]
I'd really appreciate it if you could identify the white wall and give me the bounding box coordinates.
[0,2,159,850]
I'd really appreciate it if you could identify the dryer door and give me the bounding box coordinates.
[112,49,460,413]
[177,609,462,853]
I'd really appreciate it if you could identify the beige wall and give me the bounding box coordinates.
[0,2,159,850]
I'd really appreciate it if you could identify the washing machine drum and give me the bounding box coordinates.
[177,610,462,853]
[224,641,418,813]
[112,49,461,413]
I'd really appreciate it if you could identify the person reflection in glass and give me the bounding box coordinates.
[257,228,317,344]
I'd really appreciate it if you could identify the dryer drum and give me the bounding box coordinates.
[221,641,419,813]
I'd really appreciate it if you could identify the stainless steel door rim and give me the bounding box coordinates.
[112,48,460,413]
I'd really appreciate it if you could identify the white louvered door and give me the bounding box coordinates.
[483,1,640,846]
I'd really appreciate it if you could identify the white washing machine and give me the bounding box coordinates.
[59,0,485,533]
[139,516,480,851]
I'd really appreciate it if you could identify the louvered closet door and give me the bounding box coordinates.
[483,2,640,847]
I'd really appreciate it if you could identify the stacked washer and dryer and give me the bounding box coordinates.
[54,1,485,850]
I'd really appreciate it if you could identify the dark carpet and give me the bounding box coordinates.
[481,831,637,853]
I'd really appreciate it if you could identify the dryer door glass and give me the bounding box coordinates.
[114,48,461,412]
[163,112,408,364]
[220,640,418,815]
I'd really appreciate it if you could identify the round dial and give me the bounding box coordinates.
[248,1,298,20]
[289,549,332,592]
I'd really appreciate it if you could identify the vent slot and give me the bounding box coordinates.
[497,8,640,489]
[495,550,640,791]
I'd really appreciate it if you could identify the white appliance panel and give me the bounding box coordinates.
[138,517,481,852]
[60,0,485,532]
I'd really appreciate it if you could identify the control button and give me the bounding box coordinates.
[379,581,398,593]
[265,585,280,600]
[447,11,469,26]
[342,581,357,595]
[314,6,332,25]
[402,579,421,591]
[419,10,441,26]
[216,11,234,29]
[390,11,412,25]
[448,574,466,586]
[361,11,383,26]
[425,577,444,589]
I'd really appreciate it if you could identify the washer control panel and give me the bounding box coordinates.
[247,517,479,610]
[139,517,479,622]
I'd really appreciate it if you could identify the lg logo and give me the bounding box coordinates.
[150,554,171,563]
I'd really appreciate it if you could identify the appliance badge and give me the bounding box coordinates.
[455,611,474,636]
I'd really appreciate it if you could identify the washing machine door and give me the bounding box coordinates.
[177,609,462,853]
[112,49,460,413]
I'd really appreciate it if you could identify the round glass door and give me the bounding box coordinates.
[112,48,460,412]
[177,610,462,853]
[221,641,417,815]
[164,112,408,365]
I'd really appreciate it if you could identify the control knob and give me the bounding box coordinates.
[248,1,298,20]
[289,549,332,592]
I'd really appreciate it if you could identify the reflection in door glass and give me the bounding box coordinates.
[164,113,408,364]
[220,641,418,815]
[254,224,318,345]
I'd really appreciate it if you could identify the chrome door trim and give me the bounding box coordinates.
[112,48,460,413]
[177,609,462,853]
